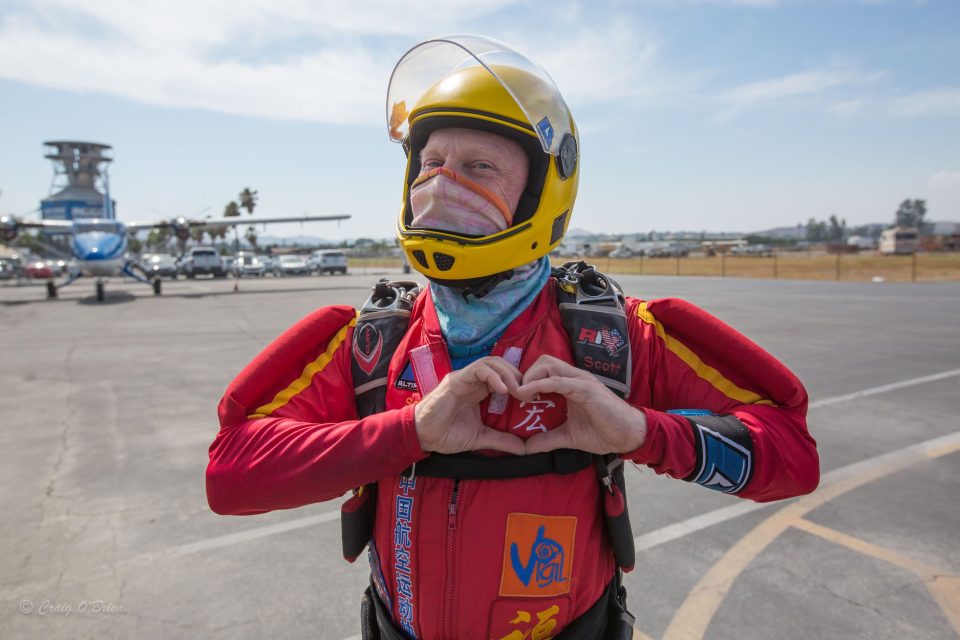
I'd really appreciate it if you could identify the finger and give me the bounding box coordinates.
[452,361,510,397]
[523,423,574,455]
[472,427,526,456]
[514,376,586,402]
[480,357,523,392]
[521,354,583,386]
[476,365,511,394]
[458,357,521,391]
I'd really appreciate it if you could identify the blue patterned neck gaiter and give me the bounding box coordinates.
[431,257,551,359]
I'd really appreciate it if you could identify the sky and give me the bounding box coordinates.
[0,0,958,241]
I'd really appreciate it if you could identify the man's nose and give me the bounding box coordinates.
[441,158,466,174]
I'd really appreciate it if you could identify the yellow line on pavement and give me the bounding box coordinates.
[662,433,960,640]
[793,518,960,635]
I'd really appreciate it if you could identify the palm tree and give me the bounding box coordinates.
[224,200,241,252]
[244,226,259,249]
[239,188,258,215]
[239,188,259,249]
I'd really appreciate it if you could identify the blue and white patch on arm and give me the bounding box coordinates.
[667,408,715,417]
[683,415,754,494]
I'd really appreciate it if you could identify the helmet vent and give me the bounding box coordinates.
[412,250,429,268]
[432,252,455,271]
[551,211,569,245]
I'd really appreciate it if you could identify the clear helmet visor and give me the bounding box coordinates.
[386,35,574,155]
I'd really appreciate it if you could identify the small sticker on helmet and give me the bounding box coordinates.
[537,117,554,150]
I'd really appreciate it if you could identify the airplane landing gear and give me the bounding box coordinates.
[96,280,105,302]
[46,281,57,299]
[153,277,162,296]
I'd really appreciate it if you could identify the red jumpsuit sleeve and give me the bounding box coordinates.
[206,305,427,515]
[622,297,819,502]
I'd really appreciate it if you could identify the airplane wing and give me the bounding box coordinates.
[125,214,350,232]
[0,216,75,237]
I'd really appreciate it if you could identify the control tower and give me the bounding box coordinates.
[40,141,116,220]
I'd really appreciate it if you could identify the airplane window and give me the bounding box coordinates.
[75,221,122,234]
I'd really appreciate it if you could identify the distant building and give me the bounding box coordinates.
[879,227,918,255]
[40,141,115,221]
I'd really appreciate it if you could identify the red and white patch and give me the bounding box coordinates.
[353,323,383,376]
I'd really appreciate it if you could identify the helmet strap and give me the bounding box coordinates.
[458,269,515,301]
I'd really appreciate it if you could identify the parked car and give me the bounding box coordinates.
[273,254,311,276]
[233,252,268,278]
[46,259,69,276]
[142,253,179,279]
[261,256,278,275]
[313,250,348,275]
[731,244,774,257]
[24,259,54,279]
[0,256,22,280]
[646,246,689,258]
[180,246,226,278]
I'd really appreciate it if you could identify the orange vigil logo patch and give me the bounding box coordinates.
[499,513,577,597]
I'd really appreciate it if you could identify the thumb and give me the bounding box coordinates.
[473,427,526,456]
[523,424,574,455]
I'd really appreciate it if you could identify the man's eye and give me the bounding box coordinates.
[422,160,442,169]
[473,162,493,170]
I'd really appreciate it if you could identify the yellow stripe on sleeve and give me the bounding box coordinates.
[248,315,358,419]
[636,302,771,406]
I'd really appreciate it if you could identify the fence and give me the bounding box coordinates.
[349,253,960,283]
[552,252,960,283]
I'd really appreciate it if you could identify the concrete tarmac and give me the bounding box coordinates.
[1,272,958,639]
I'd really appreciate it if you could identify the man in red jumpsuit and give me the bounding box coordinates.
[207,36,819,639]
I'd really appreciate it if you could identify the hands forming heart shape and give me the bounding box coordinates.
[413,354,648,457]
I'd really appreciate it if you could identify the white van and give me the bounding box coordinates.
[180,246,226,278]
[310,250,348,275]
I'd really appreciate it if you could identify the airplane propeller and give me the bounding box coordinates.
[0,215,18,241]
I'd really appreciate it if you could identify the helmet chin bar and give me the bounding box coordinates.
[426,268,516,301]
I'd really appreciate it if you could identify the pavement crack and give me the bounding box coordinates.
[41,338,80,516]
[814,578,885,619]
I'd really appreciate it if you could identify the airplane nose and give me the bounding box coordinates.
[74,233,122,260]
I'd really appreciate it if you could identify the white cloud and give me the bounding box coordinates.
[630,0,779,6]
[0,0,527,124]
[829,99,863,116]
[715,68,883,119]
[890,88,960,117]
[0,1,669,126]
[510,21,661,105]
[929,170,960,187]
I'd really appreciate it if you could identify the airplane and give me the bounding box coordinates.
[0,213,351,301]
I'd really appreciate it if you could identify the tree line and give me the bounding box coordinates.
[803,199,930,243]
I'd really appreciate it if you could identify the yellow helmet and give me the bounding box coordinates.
[387,36,579,288]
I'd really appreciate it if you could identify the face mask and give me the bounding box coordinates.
[409,167,514,236]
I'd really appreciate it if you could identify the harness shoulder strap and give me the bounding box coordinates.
[343,279,421,563]
[552,261,631,398]
[553,261,637,573]
[351,279,422,418]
